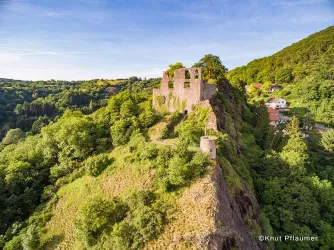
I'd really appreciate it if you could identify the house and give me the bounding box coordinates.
[266,84,281,93]
[266,97,288,109]
[267,107,280,126]
[246,83,263,92]
[246,82,281,93]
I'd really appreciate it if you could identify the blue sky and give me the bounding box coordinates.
[0,0,333,80]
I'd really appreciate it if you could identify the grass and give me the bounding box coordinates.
[43,147,154,249]
[42,143,219,249]
[97,79,122,86]
[145,166,218,249]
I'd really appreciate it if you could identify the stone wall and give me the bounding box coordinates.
[153,67,216,114]
[200,100,218,131]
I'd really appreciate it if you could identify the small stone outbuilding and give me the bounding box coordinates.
[200,136,217,160]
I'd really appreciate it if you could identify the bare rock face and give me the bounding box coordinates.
[204,164,266,250]
[146,164,266,250]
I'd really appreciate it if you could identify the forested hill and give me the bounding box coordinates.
[228,25,334,84]
[227,25,334,125]
[0,77,159,143]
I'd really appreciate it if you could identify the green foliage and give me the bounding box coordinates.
[110,118,139,147]
[227,26,334,125]
[3,236,22,250]
[85,154,113,177]
[275,68,293,84]
[75,190,167,250]
[161,126,169,139]
[75,197,129,247]
[254,103,274,149]
[193,54,228,81]
[167,62,185,77]
[285,116,300,136]
[2,128,25,145]
[21,225,41,250]
[193,54,229,89]
[262,81,272,91]
[281,136,308,171]
[42,110,109,162]
[175,107,209,144]
[322,129,334,153]
[156,142,210,191]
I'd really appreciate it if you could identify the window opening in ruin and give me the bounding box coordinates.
[168,81,174,89]
[184,110,188,115]
[184,81,190,88]
[194,69,199,79]
[185,69,191,79]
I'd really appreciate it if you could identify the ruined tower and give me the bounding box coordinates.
[153,67,216,114]
[200,136,217,160]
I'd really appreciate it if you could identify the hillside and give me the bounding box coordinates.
[228,25,334,84]
[0,54,333,250]
[0,56,270,249]
[228,25,334,125]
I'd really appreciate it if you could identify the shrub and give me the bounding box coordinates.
[139,144,158,161]
[2,128,25,145]
[85,154,113,177]
[110,118,139,147]
[75,197,129,247]
[113,190,166,249]
[3,236,22,250]
[21,225,41,250]
[160,126,169,139]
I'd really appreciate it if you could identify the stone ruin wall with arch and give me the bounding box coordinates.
[153,67,217,114]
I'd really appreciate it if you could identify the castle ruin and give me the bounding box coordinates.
[153,67,216,114]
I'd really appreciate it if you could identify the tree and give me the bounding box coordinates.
[85,154,113,177]
[286,116,300,137]
[275,68,293,84]
[321,129,334,153]
[254,103,273,149]
[110,118,138,147]
[2,128,25,145]
[21,225,40,250]
[41,110,108,163]
[167,62,185,78]
[76,197,128,247]
[281,135,308,172]
[3,236,22,250]
[193,54,228,81]
[262,81,272,91]
[120,100,138,119]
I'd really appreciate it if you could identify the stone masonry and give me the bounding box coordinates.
[200,136,217,159]
[153,67,216,114]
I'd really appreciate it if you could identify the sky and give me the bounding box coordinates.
[0,0,333,81]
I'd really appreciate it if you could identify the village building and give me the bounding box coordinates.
[246,83,281,93]
[267,107,280,126]
[245,83,262,92]
[152,67,216,114]
[266,97,288,109]
[266,84,281,93]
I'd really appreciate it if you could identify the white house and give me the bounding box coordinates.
[266,97,288,109]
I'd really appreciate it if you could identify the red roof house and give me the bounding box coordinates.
[252,83,263,89]
[267,107,279,125]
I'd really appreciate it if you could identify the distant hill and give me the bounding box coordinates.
[228,25,334,84]
[0,78,21,83]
